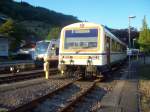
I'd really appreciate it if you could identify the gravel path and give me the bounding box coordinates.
[0,76,75,111]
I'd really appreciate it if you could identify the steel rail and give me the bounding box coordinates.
[57,79,101,112]
[0,68,58,84]
[8,78,81,112]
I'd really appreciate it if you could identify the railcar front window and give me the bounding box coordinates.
[64,29,98,49]
[35,42,50,54]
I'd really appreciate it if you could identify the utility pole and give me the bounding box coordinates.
[128,16,136,77]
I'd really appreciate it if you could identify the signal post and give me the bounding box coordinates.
[44,57,49,79]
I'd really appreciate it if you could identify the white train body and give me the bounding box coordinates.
[34,39,59,61]
[59,22,127,74]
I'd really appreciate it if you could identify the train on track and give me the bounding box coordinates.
[0,39,59,73]
[34,39,59,68]
[34,39,59,61]
[58,22,127,77]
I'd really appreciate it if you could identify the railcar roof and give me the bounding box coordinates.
[104,28,127,46]
[62,22,127,46]
[63,22,101,29]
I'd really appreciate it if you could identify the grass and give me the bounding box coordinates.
[139,64,150,112]
[139,64,150,80]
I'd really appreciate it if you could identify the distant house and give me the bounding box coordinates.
[0,35,9,58]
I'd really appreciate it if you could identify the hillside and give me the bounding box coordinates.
[0,0,139,46]
[0,0,79,39]
[107,27,139,44]
[19,21,51,39]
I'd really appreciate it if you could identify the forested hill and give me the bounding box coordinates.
[106,27,139,45]
[0,0,79,26]
[0,0,139,48]
[0,0,80,42]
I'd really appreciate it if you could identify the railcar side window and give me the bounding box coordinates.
[117,43,120,51]
[105,36,110,51]
[111,39,115,52]
[111,40,124,52]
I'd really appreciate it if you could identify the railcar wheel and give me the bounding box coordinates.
[96,72,104,81]
[84,71,93,79]
[66,70,73,78]
[73,71,83,78]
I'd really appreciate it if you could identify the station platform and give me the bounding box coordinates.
[98,60,140,112]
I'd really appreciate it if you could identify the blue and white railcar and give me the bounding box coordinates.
[58,22,127,76]
[34,39,59,61]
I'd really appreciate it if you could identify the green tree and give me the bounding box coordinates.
[47,27,61,40]
[138,16,150,53]
[0,19,27,51]
[0,19,15,37]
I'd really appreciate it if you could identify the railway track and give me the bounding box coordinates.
[59,84,107,112]
[5,62,126,112]
[58,66,126,112]
[0,76,77,111]
[58,79,101,112]
[0,60,35,74]
[0,68,58,84]
[8,77,102,112]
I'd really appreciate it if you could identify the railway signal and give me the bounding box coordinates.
[44,57,49,79]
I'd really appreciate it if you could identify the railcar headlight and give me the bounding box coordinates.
[60,56,65,64]
[51,47,55,50]
[60,60,65,64]
[70,59,74,64]
[70,56,74,64]
[87,56,92,65]
[10,66,14,72]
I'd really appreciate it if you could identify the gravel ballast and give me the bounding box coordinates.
[0,76,75,111]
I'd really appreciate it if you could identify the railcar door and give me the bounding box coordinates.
[106,37,110,65]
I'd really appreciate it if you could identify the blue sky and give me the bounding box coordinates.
[15,0,150,30]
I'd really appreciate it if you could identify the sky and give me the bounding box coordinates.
[15,0,150,30]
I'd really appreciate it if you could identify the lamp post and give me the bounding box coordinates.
[128,16,136,77]
[128,16,136,48]
[133,38,136,48]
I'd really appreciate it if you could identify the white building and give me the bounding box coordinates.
[0,36,9,58]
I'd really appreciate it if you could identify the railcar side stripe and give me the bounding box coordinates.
[60,52,126,55]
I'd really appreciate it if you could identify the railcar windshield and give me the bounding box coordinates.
[64,28,98,49]
[35,41,50,54]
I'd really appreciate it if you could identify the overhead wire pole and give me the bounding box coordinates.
[128,16,136,77]
[133,38,136,48]
[128,18,131,49]
[128,16,136,48]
